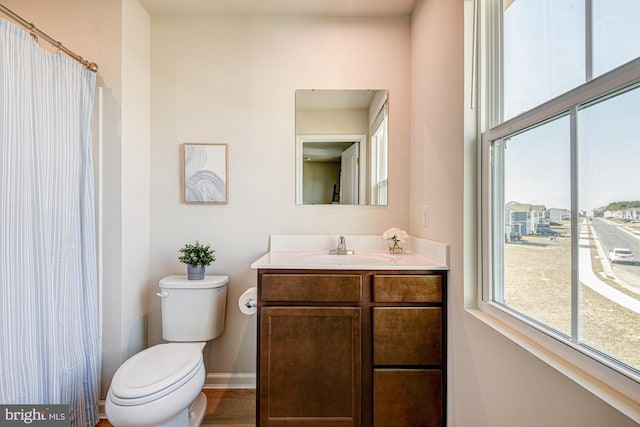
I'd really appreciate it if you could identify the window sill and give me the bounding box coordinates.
[465,305,640,423]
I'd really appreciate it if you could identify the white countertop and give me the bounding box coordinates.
[251,235,449,270]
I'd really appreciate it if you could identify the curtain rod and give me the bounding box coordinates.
[0,3,98,72]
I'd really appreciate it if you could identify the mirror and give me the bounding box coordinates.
[295,89,389,205]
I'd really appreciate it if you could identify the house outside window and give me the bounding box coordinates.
[478,0,640,410]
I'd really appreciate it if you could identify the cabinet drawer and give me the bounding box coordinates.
[261,274,362,303]
[373,275,442,303]
[373,307,442,365]
[374,369,442,427]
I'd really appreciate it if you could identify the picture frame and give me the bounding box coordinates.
[182,143,228,204]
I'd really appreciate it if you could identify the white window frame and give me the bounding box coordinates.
[475,0,640,421]
[370,114,388,205]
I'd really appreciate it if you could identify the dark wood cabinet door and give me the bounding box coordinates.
[259,307,361,427]
[374,369,443,427]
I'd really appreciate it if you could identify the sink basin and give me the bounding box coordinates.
[294,252,395,265]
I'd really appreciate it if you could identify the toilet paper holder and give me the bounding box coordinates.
[238,286,258,315]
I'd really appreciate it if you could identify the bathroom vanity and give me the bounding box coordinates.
[251,236,448,427]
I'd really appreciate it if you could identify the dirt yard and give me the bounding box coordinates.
[504,225,640,372]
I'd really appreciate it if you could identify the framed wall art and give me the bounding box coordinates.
[182,143,228,204]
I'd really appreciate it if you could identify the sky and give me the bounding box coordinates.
[502,0,640,211]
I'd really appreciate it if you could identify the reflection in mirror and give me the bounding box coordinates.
[295,89,388,205]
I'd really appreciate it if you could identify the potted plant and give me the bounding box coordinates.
[178,240,216,280]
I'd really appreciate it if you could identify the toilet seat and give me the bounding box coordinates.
[109,343,203,406]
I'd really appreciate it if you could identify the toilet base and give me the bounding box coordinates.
[188,392,207,427]
[131,392,206,427]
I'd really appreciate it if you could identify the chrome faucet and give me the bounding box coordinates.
[329,236,354,255]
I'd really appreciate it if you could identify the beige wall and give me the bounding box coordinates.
[148,13,412,376]
[120,0,151,392]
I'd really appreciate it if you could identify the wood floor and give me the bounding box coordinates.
[202,389,255,426]
[97,388,256,427]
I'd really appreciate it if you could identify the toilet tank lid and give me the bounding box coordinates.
[160,275,229,289]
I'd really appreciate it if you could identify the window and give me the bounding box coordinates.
[503,0,585,120]
[480,0,640,388]
[592,0,640,78]
[502,0,640,120]
[491,115,572,337]
[370,102,388,205]
[577,86,640,370]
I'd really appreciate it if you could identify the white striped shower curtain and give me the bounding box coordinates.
[0,19,99,426]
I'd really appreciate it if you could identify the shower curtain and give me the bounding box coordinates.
[0,19,99,427]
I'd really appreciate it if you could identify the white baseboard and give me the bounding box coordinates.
[98,400,106,420]
[205,373,256,389]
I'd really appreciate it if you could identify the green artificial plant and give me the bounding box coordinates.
[178,240,216,267]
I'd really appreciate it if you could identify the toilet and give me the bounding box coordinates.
[105,275,229,427]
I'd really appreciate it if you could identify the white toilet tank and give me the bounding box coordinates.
[158,275,229,342]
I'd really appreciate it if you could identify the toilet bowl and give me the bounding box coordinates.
[106,343,206,427]
[106,275,229,427]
